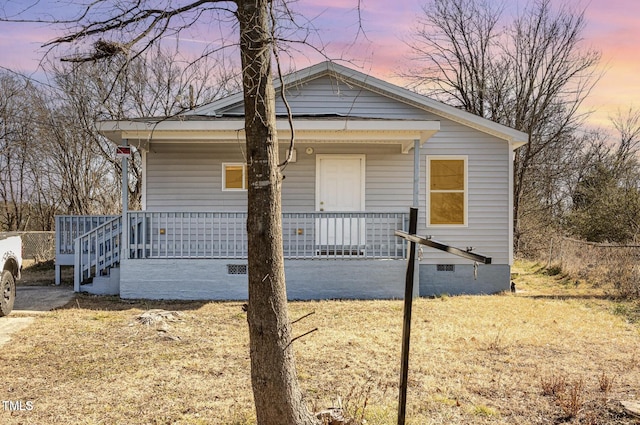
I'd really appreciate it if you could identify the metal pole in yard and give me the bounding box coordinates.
[398,207,418,425]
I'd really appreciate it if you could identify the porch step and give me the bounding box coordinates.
[80,267,120,296]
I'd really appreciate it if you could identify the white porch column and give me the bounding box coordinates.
[121,138,129,260]
[413,139,420,208]
[412,139,420,298]
[141,149,147,210]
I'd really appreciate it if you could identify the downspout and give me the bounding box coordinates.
[508,142,515,266]
[121,138,129,261]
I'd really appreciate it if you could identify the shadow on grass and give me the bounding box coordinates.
[518,293,640,325]
[518,293,615,301]
[56,293,229,313]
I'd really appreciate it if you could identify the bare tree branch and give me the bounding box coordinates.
[406,0,602,251]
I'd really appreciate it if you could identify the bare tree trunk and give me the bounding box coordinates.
[5,0,320,417]
[236,1,317,424]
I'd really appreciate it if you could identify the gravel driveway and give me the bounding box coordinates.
[0,286,75,346]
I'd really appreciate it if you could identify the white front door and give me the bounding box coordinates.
[316,155,365,247]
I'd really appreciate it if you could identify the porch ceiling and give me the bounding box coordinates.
[98,118,440,154]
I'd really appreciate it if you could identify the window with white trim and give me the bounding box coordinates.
[222,163,248,191]
[427,156,467,226]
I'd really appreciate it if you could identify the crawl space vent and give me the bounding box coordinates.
[436,264,455,272]
[227,264,248,275]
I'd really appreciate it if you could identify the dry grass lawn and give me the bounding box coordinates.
[1,260,640,424]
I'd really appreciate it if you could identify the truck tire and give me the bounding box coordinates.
[0,270,16,317]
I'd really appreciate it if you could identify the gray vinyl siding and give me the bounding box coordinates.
[145,133,511,265]
[420,119,510,264]
[282,143,414,212]
[146,144,248,211]
[145,142,415,213]
[145,75,512,265]
[223,75,430,119]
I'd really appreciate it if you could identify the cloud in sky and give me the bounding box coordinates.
[0,0,637,127]
[0,22,55,73]
[302,0,640,127]
[580,0,640,125]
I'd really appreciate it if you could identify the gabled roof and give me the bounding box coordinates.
[187,61,528,148]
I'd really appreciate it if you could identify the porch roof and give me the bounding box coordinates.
[97,116,441,154]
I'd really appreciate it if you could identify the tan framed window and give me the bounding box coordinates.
[427,156,467,226]
[222,163,248,191]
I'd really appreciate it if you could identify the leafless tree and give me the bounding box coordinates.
[37,89,119,215]
[406,0,506,119]
[407,0,601,250]
[611,107,640,169]
[0,67,120,229]
[48,48,240,212]
[566,109,640,242]
[1,1,327,423]
[0,72,40,230]
[0,46,240,231]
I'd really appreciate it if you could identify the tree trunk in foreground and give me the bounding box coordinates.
[236,1,318,424]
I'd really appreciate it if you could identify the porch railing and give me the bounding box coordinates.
[74,216,122,290]
[54,215,118,285]
[60,211,408,289]
[55,215,119,256]
[127,211,408,260]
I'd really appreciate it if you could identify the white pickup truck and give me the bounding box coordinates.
[0,234,22,316]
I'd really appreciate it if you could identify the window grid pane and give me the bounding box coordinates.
[430,192,464,225]
[431,160,464,190]
[225,165,245,190]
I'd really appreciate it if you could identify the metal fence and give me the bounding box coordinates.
[546,236,640,298]
[0,231,56,261]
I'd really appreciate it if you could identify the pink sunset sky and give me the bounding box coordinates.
[0,0,638,128]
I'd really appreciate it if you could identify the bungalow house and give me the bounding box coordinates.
[54,61,527,300]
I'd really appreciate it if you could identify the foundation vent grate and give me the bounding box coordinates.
[227,264,248,275]
[436,264,455,272]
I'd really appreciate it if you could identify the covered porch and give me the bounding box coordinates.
[64,109,439,299]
